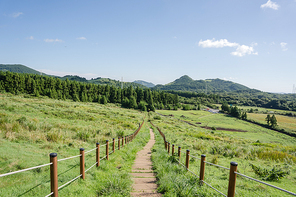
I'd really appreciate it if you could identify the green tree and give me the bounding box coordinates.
[266,114,271,126]
[101,95,107,104]
[270,115,277,128]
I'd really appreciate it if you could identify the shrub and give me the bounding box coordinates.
[250,164,289,181]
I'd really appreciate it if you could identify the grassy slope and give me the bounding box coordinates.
[151,110,296,196]
[0,93,149,196]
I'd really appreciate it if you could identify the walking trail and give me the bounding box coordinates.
[130,128,161,196]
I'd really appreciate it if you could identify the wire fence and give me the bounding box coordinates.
[1,119,145,197]
[151,121,296,197]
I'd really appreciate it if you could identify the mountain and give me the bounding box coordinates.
[88,77,147,89]
[0,64,146,88]
[0,64,47,75]
[152,75,251,93]
[133,80,155,88]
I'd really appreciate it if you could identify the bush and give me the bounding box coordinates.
[154,116,161,120]
[250,164,289,181]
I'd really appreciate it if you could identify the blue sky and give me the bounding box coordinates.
[0,0,295,93]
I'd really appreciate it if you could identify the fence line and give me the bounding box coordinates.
[151,121,296,197]
[234,172,296,196]
[0,163,52,178]
[1,118,145,197]
[57,154,81,162]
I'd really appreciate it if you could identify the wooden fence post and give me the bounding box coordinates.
[227,162,238,197]
[123,136,125,146]
[113,138,115,153]
[168,143,170,154]
[106,140,109,160]
[164,138,166,149]
[172,144,175,156]
[96,143,100,167]
[80,148,85,180]
[125,136,127,144]
[185,150,190,170]
[178,147,181,161]
[165,141,167,150]
[118,137,121,150]
[199,154,206,185]
[49,153,58,197]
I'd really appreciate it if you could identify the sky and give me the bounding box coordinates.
[0,0,295,93]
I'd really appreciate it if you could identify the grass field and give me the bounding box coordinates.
[0,93,149,196]
[152,109,296,196]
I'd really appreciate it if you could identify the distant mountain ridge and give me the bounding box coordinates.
[152,75,251,93]
[0,64,146,89]
[133,80,155,88]
[0,64,47,75]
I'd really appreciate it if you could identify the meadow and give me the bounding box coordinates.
[0,93,150,196]
[151,109,296,196]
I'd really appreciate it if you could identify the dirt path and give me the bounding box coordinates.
[130,128,161,197]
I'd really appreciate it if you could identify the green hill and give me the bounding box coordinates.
[152,75,250,93]
[89,77,147,89]
[0,64,46,75]
[133,80,155,88]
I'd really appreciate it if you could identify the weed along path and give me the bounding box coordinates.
[130,128,161,197]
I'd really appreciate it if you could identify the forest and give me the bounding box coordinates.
[0,71,178,112]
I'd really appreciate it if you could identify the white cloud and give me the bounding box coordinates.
[76,37,87,40]
[198,38,258,57]
[11,12,23,18]
[280,42,288,51]
[27,36,34,40]
[198,38,239,48]
[44,38,63,43]
[231,45,257,57]
[173,36,177,39]
[260,0,280,10]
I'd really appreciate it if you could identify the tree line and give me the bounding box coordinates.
[0,71,179,111]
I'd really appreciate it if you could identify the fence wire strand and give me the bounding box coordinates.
[85,162,98,173]
[100,155,107,161]
[57,154,81,162]
[58,174,82,190]
[44,192,54,197]
[235,172,296,196]
[85,147,97,154]
[204,161,230,170]
[187,168,200,179]
[188,154,201,160]
[201,180,227,197]
[0,163,52,178]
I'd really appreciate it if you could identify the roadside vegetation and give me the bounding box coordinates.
[0,92,149,196]
[151,109,296,196]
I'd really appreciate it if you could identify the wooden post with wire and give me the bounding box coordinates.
[118,137,121,150]
[200,154,206,185]
[96,143,100,167]
[123,136,125,146]
[168,143,170,154]
[172,144,175,156]
[227,162,238,197]
[178,146,181,161]
[50,153,58,197]
[165,141,167,150]
[185,150,190,170]
[113,138,115,153]
[106,140,109,160]
[80,148,85,179]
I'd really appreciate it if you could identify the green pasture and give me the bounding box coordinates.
[156,109,296,144]
[152,110,296,196]
[0,93,149,196]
